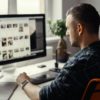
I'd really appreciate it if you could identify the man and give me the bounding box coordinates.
[16,3,100,100]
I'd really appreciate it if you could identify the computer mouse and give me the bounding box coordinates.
[38,65,46,68]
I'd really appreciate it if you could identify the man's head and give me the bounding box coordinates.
[66,3,100,47]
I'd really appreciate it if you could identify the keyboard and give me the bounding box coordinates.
[30,70,59,85]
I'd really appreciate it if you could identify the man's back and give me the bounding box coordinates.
[40,41,100,100]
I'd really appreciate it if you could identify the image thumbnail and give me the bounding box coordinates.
[2,38,7,47]
[2,51,7,60]
[7,24,12,28]
[8,37,13,46]
[13,24,18,28]
[8,50,13,59]
[19,24,23,32]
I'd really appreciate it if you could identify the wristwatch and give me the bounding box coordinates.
[20,80,30,89]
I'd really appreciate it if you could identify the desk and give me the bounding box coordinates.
[10,81,52,100]
[0,60,64,100]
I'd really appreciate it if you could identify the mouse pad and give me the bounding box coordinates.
[0,82,18,100]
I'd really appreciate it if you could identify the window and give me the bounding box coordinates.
[0,0,8,14]
[17,0,45,14]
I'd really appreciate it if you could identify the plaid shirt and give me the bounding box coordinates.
[40,41,100,100]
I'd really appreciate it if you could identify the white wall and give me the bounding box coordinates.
[45,0,63,37]
[8,0,17,14]
[47,0,79,20]
[52,0,62,20]
[62,0,80,19]
[46,0,62,20]
[53,0,80,19]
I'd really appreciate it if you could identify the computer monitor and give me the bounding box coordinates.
[0,14,46,65]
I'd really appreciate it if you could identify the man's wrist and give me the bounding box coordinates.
[20,80,30,89]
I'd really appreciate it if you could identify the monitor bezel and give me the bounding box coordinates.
[0,14,46,65]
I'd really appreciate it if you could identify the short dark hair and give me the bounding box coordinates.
[67,3,100,34]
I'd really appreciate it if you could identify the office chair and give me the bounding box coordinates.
[81,78,100,100]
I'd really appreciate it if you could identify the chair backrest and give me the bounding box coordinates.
[81,78,100,100]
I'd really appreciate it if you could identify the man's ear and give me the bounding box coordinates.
[77,23,83,36]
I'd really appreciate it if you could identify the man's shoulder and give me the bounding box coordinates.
[64,46,100,71]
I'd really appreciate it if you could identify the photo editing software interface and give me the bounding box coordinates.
[0,14,46,65]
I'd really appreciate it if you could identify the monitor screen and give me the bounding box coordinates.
[0,14,46,65]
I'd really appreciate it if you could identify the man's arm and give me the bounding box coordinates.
[16,72,41,100]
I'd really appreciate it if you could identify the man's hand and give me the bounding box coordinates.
[16,72,40,100]
[16,72,31,85]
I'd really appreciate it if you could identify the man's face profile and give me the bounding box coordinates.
[66,14,80,47]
